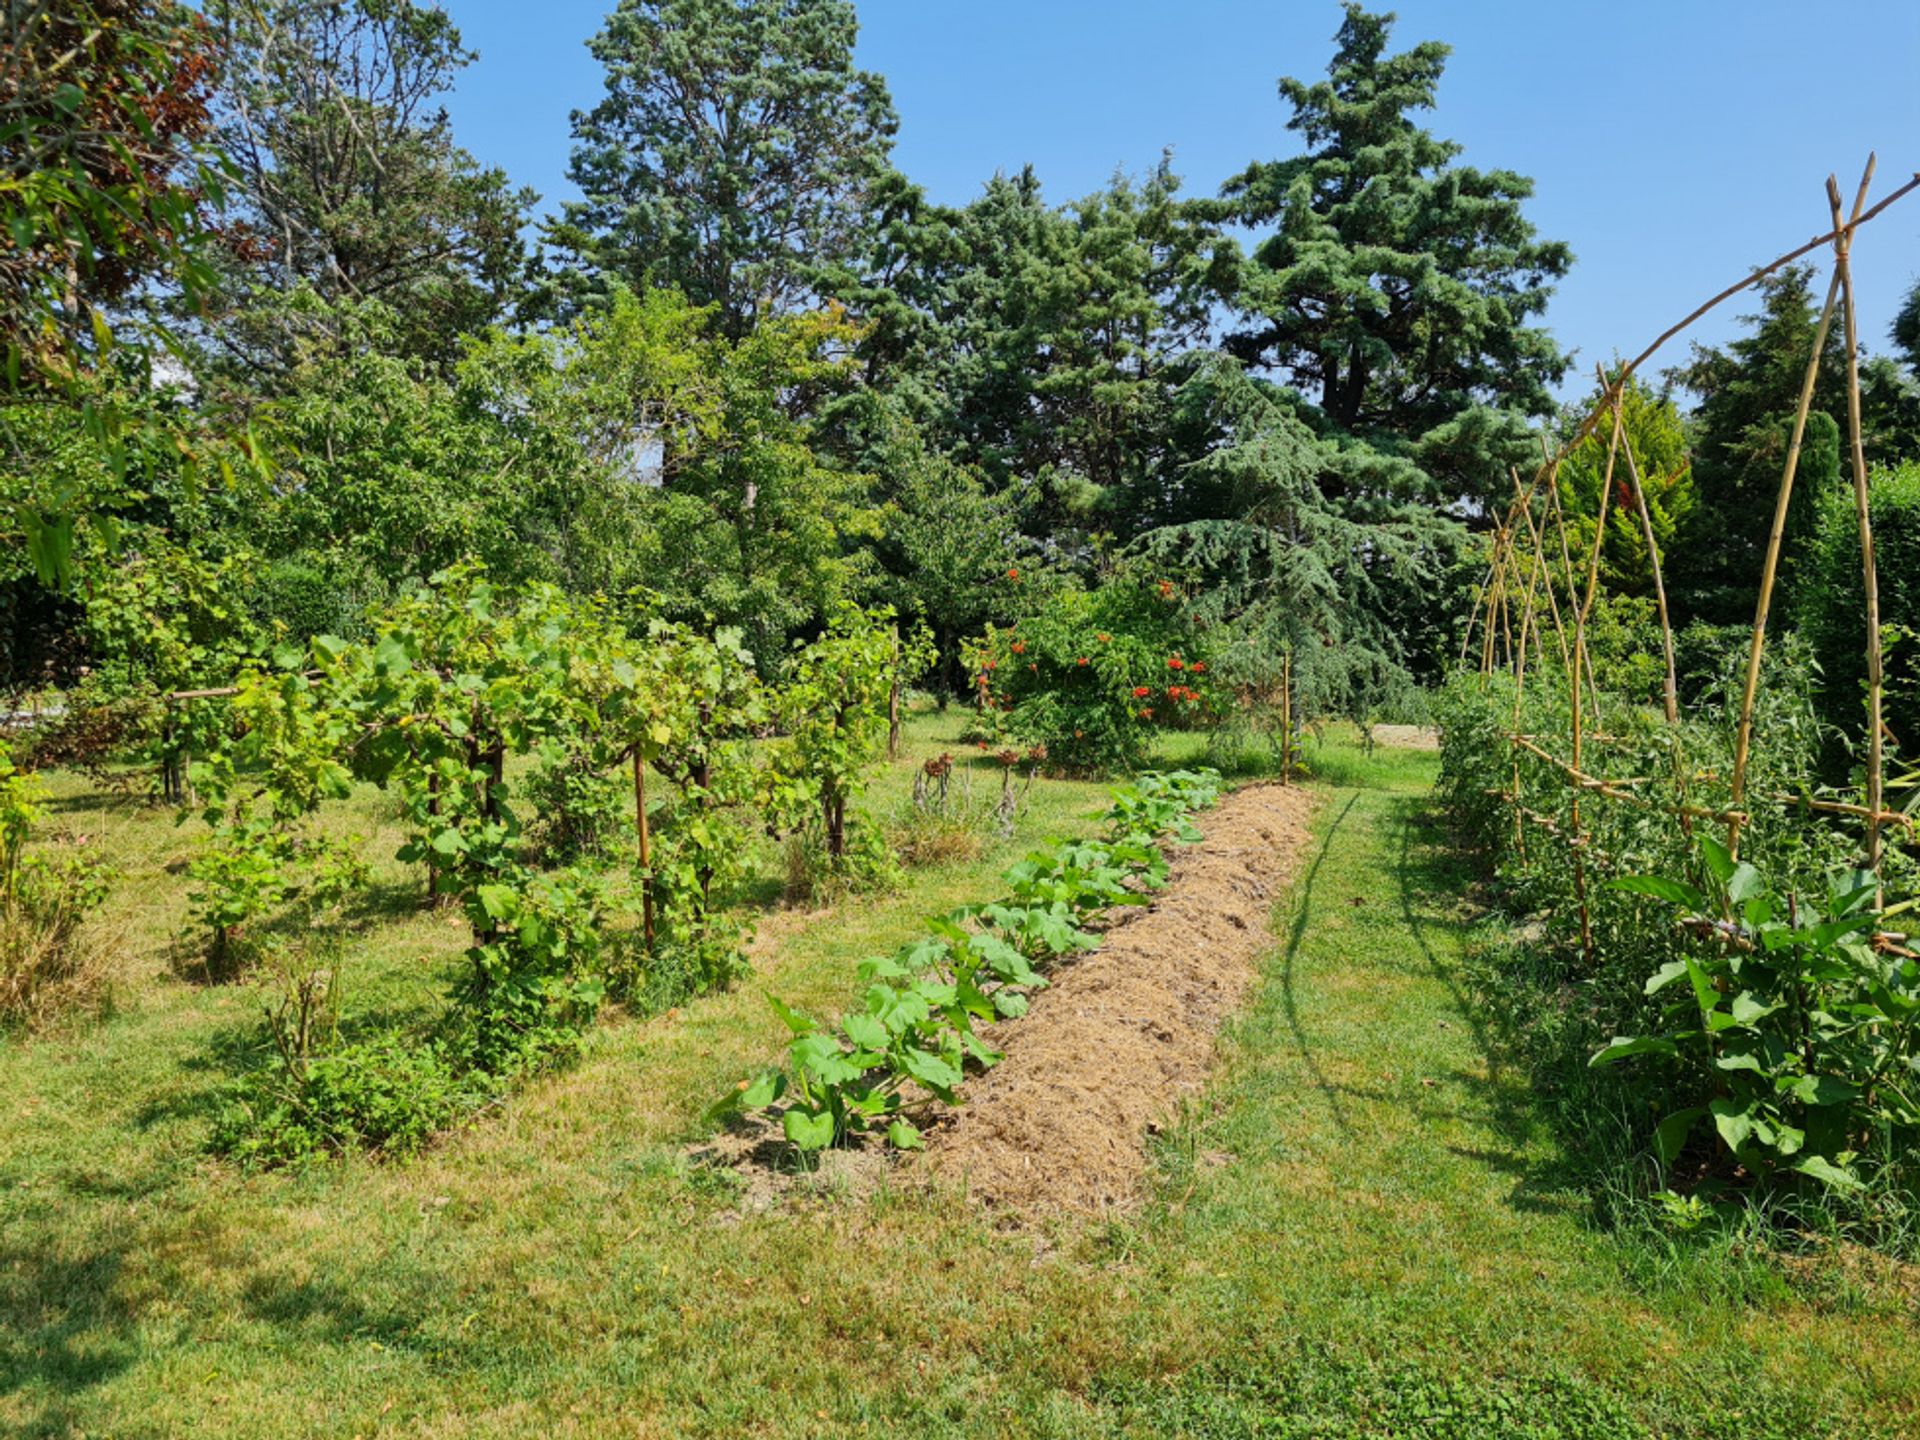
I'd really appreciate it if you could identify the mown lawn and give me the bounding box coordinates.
[2,723,1915,1438]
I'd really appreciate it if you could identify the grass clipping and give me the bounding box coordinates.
[922,781,1319,1216]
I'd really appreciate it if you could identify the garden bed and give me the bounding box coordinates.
[920,780,1318,1214]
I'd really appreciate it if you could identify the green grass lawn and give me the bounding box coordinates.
[2,721,1915,1437]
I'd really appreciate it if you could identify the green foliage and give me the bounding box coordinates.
[1555,377,1695,598]
[720,768,1221,1153]
[202,0,535,370]
[1210,3,1571,508]
[771,605,931,869]
[1436,657,1920,1224]
[1665,267,1849,625]
[214,1037,484,1165]
[1795,461,1920,756]
[2,0,228,387]
[1594,837,1919,1193]
[549,0,897,336]
[185,665,361,970]
[965,577,1216,774]
[199,572,937,1164]
[1130,355,1451,716]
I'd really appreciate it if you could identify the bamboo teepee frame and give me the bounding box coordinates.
[1464,157,1920,961]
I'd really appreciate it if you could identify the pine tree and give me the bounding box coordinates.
[204,0,535,373]
[1664,265,1847,624]
[1213,3,1571,509]
[548,0,897,338]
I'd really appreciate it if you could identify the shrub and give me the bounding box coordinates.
[0,740,113,1027]
[215,1038,482,1166]
[769,604,928,879]
[964,579,1216,775]
[1796,460,1920,758]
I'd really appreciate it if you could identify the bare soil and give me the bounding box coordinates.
[920,781,1320,1216]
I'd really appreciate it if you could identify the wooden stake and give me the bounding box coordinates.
[633,749,654,950]
[1829,167,1886,879]
[887,626,902,760]
[1600,364,1681,723]
[1729,158,1872,857]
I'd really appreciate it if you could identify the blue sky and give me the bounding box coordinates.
[441,0,1920,394]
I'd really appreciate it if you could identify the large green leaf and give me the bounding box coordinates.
[1708,1098,1755,1153]
[1610,875,1704,908]
[1792,1154,1862,1190]
[781,1107,835,1150]
[1652,1106,1704,1165]
[842,1012,888,1051]
[1589,1035,1678,1067]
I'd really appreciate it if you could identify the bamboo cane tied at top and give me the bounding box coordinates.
[1727,156,1873,859]
[1564,393,1625,966]
[1828,171,1887,880]
[1597,359,1681,725]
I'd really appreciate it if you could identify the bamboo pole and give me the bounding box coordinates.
[1728,158,1872,857]
[1824,173,1887,880]
[1544,452,1606,725]
[1599,362,1680,723]
[1509,538,1544,857]
[633,749,654,950]
[1513,468,1574,678]
[1497,171,1919,573]
[1565,397,1624,966]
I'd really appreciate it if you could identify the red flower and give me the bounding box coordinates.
[1076,656,1089,666]
[1006,567,1020,580]
[1139,708,1153,720]
[1132,686,1151,697]
[1168,656,1185,671]
[1010,641,1026,654]
[1190,661,1207,674]
[1096,632,1111,643]
[984,659,997,671]
[1157,580,1174,597]
[1167,685,1182,698]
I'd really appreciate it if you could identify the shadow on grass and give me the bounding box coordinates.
[1389,791,1594,1218]
[1276,792,1361,1140]
[0,1224,478,1439]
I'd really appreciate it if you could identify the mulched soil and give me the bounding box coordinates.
[697,781,1321,1219]
[919,781,1319,1216]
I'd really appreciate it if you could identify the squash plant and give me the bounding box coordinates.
[721,768,1224,1153]
[1595,836,1920,1191]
